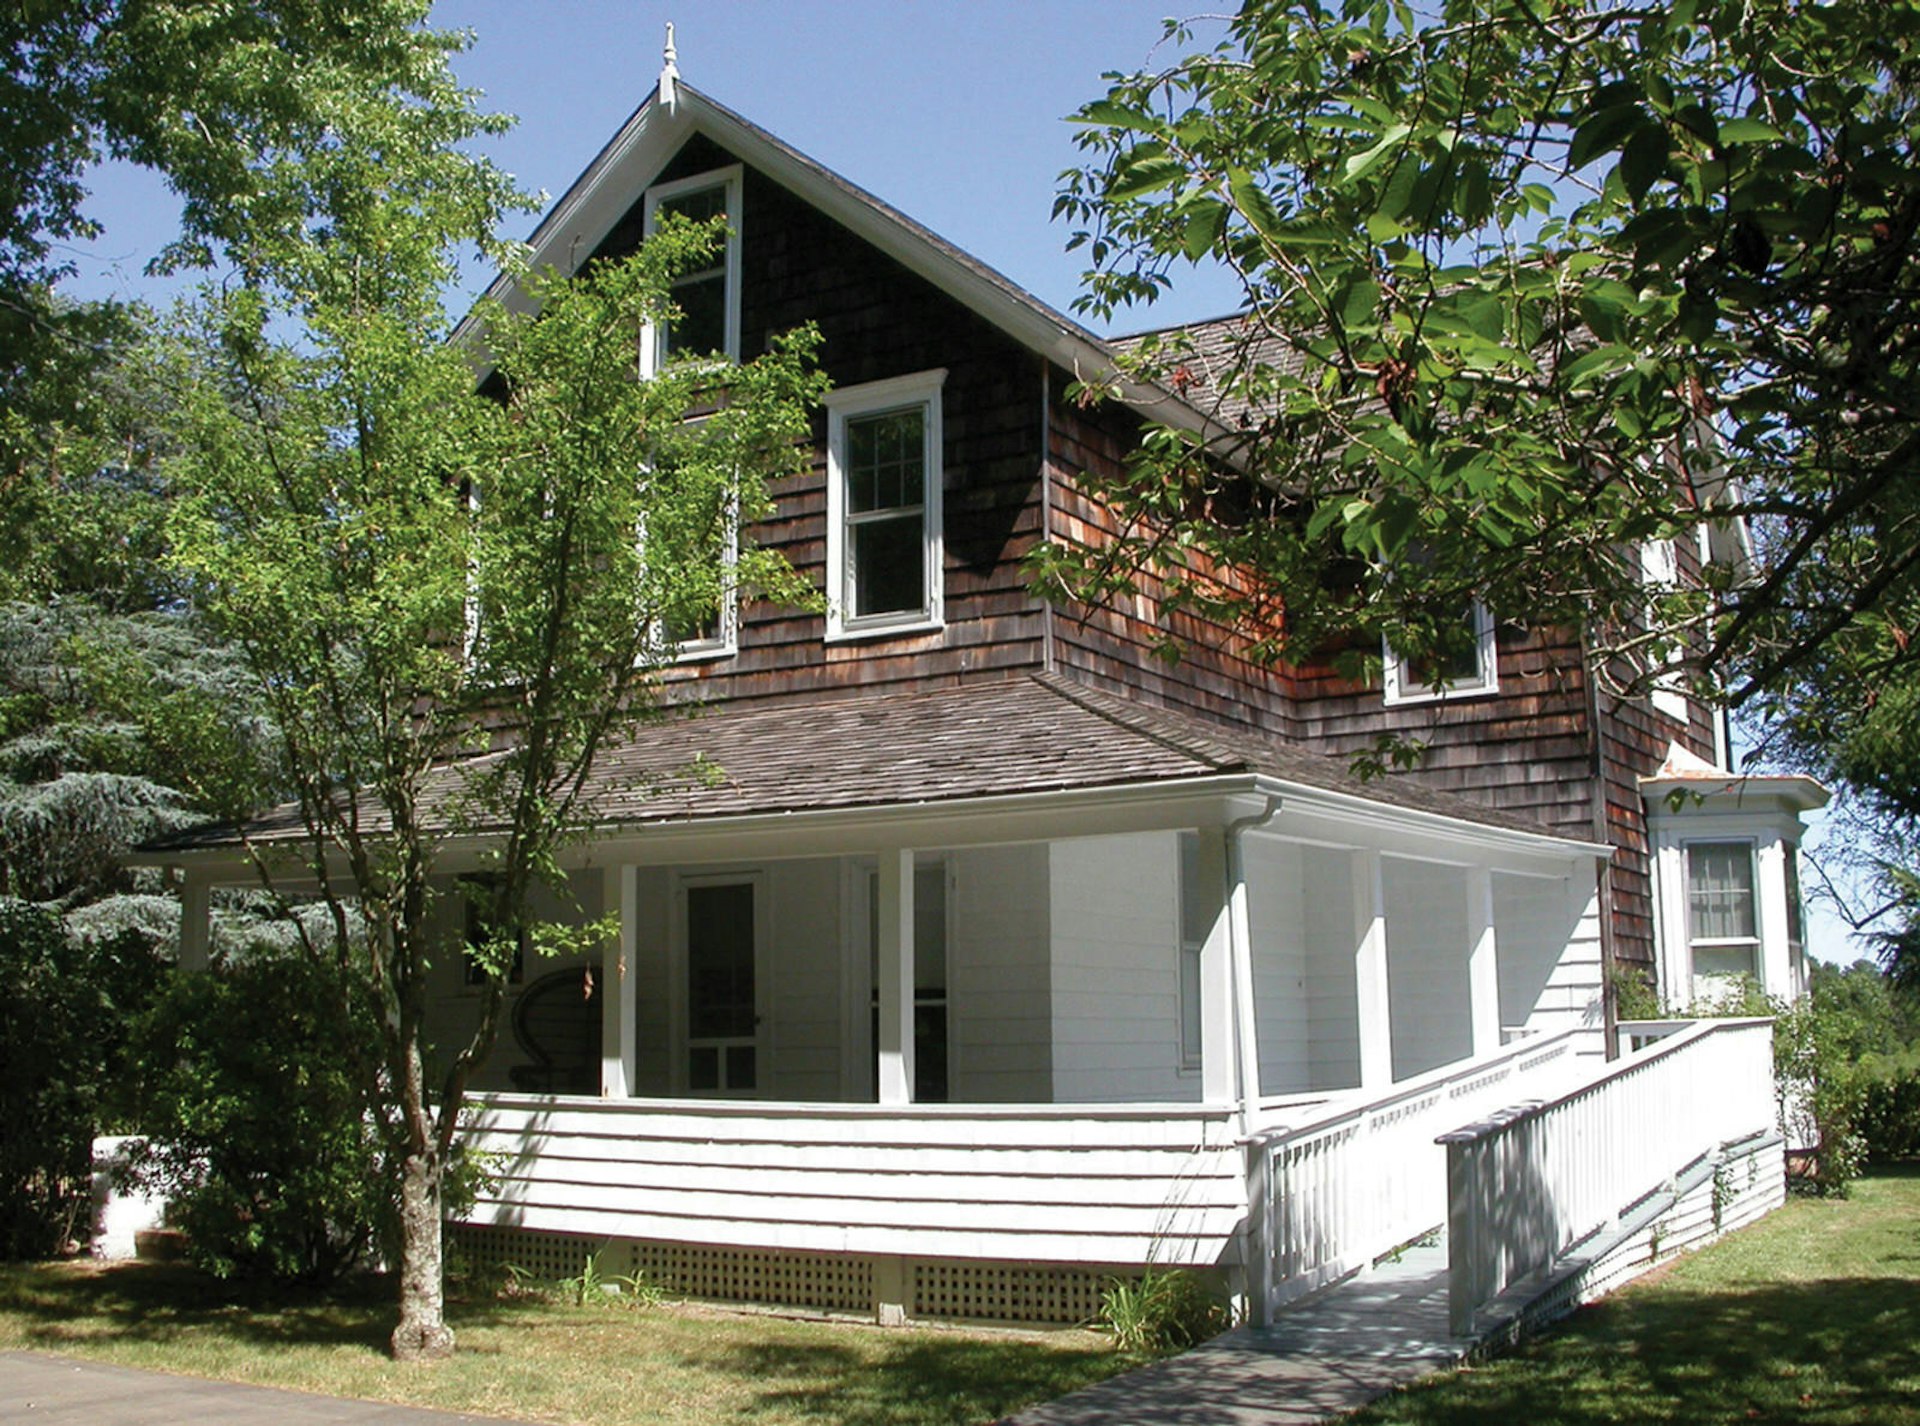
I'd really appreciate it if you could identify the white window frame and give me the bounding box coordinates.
[1684,837,1762,984]
[1176,832,1205,1075]
[639,164,743,377]
[639,495,739,663]
[1383,599,1499,705]
[825,369,946,641]
[1640,537,1691,722]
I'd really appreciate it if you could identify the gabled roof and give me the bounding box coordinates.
[454,80,1218,440]
[142,672,1596,860]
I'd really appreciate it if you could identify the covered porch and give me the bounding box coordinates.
[164,675,1615,1324]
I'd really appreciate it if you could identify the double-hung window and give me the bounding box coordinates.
[1686,840,1761,981]
[639,418,738,662]
[1383,599,1498,704]
[640,165,742,375]
[826,370,945,638]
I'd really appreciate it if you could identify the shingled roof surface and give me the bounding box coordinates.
[147,673,1563,854]
[1110,314,1309,436]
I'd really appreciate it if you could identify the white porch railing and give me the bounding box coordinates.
[1440,1016,1776,1334]
[460,1095,1245,1268]
[1246,1027,1586,1319]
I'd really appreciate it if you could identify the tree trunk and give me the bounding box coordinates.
[389,1149,454,1361]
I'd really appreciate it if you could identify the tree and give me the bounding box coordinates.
[2,1,501,589]
[156,99,824,1353]
[1053,0,1920,720]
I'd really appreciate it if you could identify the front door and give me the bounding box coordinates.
[682,877,759,1093]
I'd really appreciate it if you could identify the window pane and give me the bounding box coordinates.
[1404,607,1484,688]
[914,865,947,994]
[1695,943,1758,979]
[1180,948,1202,1068]
[688,1045,720,1091]
[664,272,726,359]
[914,1004,948,1103]
[846,409,924,513]
[659,183,726,226]
[688,882,755,1039]
[851,515,924,617]
[1688,842,1757,942]
[1178,832,1211,946]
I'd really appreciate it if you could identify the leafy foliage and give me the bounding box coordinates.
[0,899,163,1259]
[124,952,395,1284]
[1097,1268,1231,1354]
[1056,0,1920,716]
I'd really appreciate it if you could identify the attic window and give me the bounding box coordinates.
[826,370,946,640]
[1383,600,1498,705]
[641,165,742,374]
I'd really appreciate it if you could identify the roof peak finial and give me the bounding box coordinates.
[660,22,680,108]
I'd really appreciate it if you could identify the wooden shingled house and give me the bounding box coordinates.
[147,56,1824,1328]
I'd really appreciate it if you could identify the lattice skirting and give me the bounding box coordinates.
[448,1224,1128,1325]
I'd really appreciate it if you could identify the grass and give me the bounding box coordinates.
[1350,1164,1920,1425]
[0,1259,1132,1425]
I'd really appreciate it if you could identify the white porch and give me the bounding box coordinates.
[411,780,1613,1325]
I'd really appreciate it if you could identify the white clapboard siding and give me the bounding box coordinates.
[460,1096,1243,1266]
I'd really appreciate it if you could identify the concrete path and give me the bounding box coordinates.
[1000,1239,1467,1425]
[0,1351,517,1424]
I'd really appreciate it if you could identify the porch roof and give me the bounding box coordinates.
[143,672,1582,859]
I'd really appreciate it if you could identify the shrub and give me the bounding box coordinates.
[1857,1054,1920,1162]
[1097,1268,1231,1355]
[125,952,398,1284]
[0,899,162,1258]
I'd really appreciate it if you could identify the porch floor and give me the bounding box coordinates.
[999,1237,1465,1426]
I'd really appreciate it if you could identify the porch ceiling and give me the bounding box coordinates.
[138,672,1594,867]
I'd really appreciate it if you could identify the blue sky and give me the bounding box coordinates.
[63,0,1244,331]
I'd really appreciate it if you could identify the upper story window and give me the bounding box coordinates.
[1686,840,1760,980]
[825,369,945,640]
[1383,599,1498,705]
[641,165,742,375]
[640,425,738,663]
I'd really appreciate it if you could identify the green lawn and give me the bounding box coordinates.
[0,1260,1129,1425]
[1350,1164,1920,1425]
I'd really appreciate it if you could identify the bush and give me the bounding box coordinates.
[0,899,162,1258]
[1857,1055,1920,1162]
[125,952,398,1284]
[1097,1268,1231,1355]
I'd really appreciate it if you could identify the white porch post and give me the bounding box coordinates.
[1352,848,1392,1090]
[1467,864,1501,1056]
[602,865,639,1098]
[875,848,916,1105]
[178,872,212,973]
[1196,829,1237,1105]
[1225,831,1263,1127]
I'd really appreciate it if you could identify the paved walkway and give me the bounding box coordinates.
[1001,1239,1468,1425]
[0,1352,512,1424]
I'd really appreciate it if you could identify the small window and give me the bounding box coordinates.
[1177,832,1208,1073]
[641,166,742,375]
[1383,600,1498,704]
[826,370,946,639]
[1687,841,1760,980]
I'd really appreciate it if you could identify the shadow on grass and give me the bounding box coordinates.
[1357,1276,1920,1426]
[0,1260,559,1358]
[700,1332,1131,1425]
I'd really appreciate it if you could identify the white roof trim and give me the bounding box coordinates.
[453,82,1222,442]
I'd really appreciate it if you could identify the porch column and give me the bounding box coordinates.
[178,872,212,973]
[602,865,639,1098]
[1352,849,1392,1090]
[875,848,916,1105]
[1195,829,1237,1105]
[1467,864,1501,1057]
